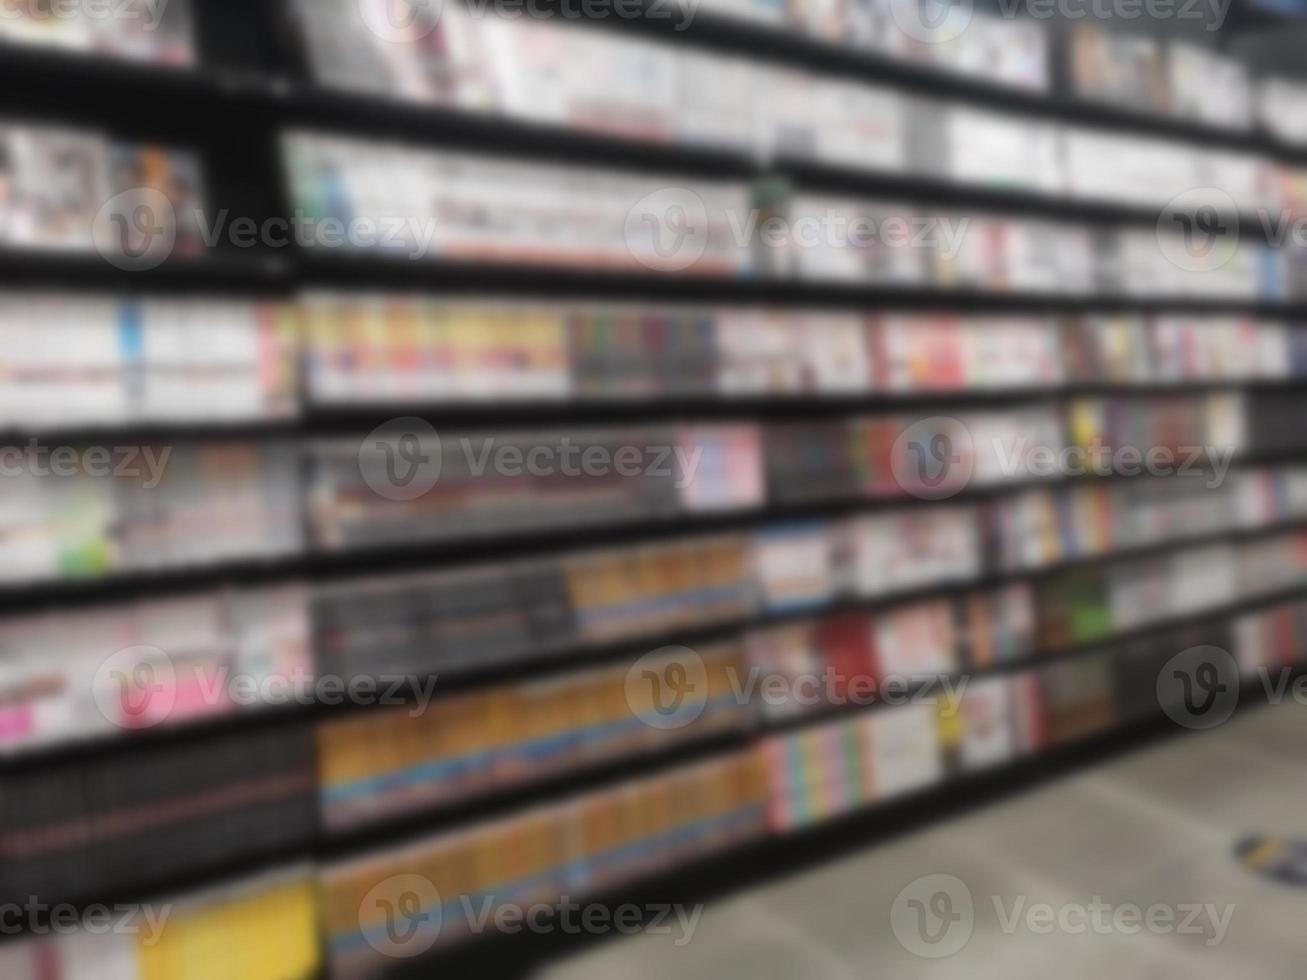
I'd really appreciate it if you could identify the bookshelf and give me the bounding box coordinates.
[3,1,1307,977]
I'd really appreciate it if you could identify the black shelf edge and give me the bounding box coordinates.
[8,375,1307,445]
[0,249,293,294]
[292,254,1307,314]
[6,247,1300,313]
[0,41,263,100]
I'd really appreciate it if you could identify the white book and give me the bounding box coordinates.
[871,701,943,799]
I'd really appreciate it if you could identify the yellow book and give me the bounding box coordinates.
[1068,398,1104,452]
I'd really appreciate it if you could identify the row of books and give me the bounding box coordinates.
[316,640,754,832]
[315,393,1243,550]
[324,0,1049,99]
[1067,22,1303,139]
[299,301,1307,405]
[0,0,194,65]
[747,525,1307,684]
[694,0,1025,92]
[705,0,1307,141]
[775,198,1288,299]
[1036,531,1307,649]
[0,390,1249,583]
[8,119,1300,290]
[0,296,299,430]
[311,423,766,550]
[313,582,1036,834]
[281,132,1306,298]
[762,616,1235,830]
[753,582,1037,707]
[1235,598,1307,675]
[771,586,1307,827]
[6,588,1304,969]
[310,491,1287,689]
[0,122,204,256]
[0,722,318,903]
[325,748,768,978]
[761,394,1242,505]
[0,584,312,753]
[0,442,302,585]
[292,0,1291,212]
[9,295,1306,430]
[12,463,1306,758]
[989,466,1307,571]
[0,866,321,980]
[19,0,1305,150]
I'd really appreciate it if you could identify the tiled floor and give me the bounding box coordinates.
[538,702,1307,979]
